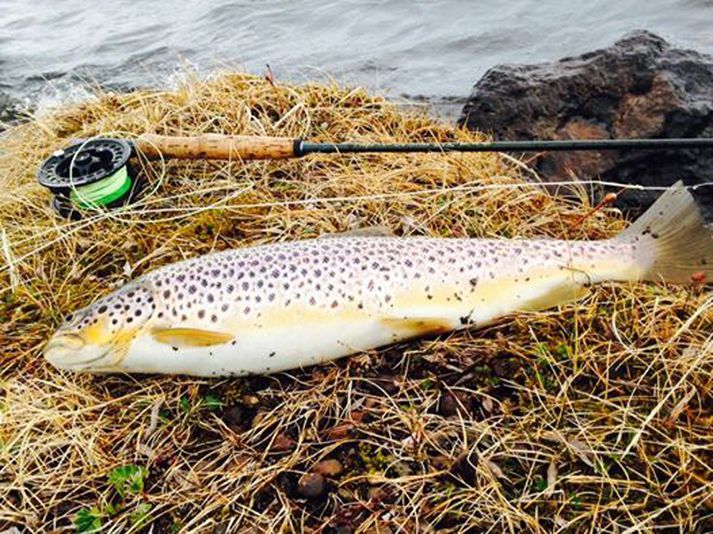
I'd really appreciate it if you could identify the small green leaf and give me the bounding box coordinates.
[569,491,583,509]
[202,393,222,411]
[108,464,148,498]
[419,378,434,390]
[533,478,548,492]
[179,396,191,413]
[75,507,102,533]
[554,343,571,360]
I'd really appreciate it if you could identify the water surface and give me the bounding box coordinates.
[2,0,713,115]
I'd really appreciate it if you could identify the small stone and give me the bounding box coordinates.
[439,391,469,416]
[297,472,325,498]
[492,358,519,378]
[272,432,295,452]
[349,410,365,423]
[367,486,387,502]
[312,459,344,477]
[241,394,260,407]
[430,455,451,470]
[326,423,353,440]
[222,406,244,429]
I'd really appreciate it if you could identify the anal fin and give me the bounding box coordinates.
[518,283,590,312]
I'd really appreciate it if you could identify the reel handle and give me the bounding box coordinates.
[135,133,300,160]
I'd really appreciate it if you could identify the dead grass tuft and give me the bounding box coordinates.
[0,72,711,533]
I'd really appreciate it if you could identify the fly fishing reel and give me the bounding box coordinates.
[37,138,141,219]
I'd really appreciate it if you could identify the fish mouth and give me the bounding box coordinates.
[44,332,85,353]
[43,332,111,367]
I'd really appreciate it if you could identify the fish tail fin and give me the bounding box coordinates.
[616,181,713,284]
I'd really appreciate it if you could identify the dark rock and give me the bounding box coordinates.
[271,432,296,452]
[297,472,326,498]
[222,405,245,429]
[0,91,22,128]
[438,390,471,416]
[458,30,713,216]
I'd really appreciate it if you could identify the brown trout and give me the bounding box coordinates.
[44,182,713,376]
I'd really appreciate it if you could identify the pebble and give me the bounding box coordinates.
[272,432,295,452]
[312,459,344,477]
[297,472,325,498]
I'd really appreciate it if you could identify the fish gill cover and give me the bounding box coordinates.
[0,72,711,532]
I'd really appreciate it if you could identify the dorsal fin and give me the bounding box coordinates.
[320,225,395,239]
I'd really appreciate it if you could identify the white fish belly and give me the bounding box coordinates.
[120,317,399,377]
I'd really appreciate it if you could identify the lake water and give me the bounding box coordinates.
[2,0,713,117]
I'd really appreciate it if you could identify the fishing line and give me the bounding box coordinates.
[3,177,713,287]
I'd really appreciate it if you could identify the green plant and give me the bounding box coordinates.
[202,393,222,411]
[108,465,148,498]
[179,396,191,414]
[74,507,103,533]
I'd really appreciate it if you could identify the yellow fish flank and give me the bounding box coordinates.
[44,183,713,376]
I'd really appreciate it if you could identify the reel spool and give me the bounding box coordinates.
[37,138,141,219]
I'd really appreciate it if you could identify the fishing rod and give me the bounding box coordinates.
[37,134,713,218]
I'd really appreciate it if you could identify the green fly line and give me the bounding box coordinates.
[68,165,131,209]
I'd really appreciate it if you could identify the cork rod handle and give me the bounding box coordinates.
[135,133,300,160]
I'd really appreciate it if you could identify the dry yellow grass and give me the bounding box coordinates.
[0,72,711,533]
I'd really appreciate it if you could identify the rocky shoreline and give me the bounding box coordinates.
[458,30,713,216]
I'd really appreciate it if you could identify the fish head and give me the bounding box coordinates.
[44,283,156,372]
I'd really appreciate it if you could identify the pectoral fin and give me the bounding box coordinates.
[380,317,454,337]
[151,327,235,347]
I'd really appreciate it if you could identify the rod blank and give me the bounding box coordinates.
[298,138,713,155]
